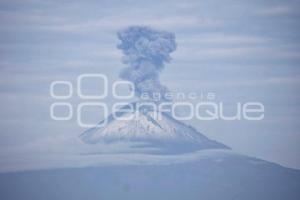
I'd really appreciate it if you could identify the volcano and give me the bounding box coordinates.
[77,26,229,154]
[80,102,228,154]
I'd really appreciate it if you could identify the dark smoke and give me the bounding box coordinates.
[117,26,177,102]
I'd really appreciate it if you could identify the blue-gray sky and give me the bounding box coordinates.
[0,0,300,170]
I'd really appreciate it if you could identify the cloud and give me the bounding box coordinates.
[177,34,271,45]
[166,74,300,89]
[0,134,233,173]
[0,10,66,27]
[255,5,296,16]
[0,6,222,33]
[174,45,300,61]
[36,16,221,33]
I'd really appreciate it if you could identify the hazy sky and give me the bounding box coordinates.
[0,0,300,170]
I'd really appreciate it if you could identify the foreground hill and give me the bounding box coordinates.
[0,150,299,200]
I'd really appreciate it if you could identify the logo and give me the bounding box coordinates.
[50,73,265,127]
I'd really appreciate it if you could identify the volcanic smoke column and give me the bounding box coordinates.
[117,26,177,102]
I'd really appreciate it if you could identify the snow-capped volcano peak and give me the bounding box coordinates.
[80,102,228,154]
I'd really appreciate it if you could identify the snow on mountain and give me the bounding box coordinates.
[80,102,228,154]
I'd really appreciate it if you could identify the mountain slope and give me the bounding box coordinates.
[0,150,299,200]
[80,102,228,154]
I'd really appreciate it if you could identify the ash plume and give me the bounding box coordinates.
[117,26,177,102]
